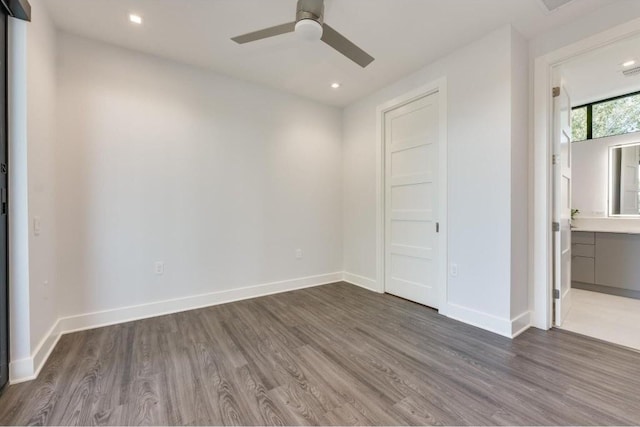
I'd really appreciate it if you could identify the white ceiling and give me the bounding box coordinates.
[44,0,619,106]
[560,33,640,106]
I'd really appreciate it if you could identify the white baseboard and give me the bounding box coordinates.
[442,303,532,338]
[510,311,531,338]
[342,272,381,293]
[443,303,513,338]
[9,272,342,384]
[59,272,342,334]
[9,320,63,384]
[9,357,34,384]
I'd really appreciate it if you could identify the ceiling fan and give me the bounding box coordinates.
[231,0,374,68]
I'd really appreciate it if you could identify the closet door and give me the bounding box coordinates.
[384,92,440,308]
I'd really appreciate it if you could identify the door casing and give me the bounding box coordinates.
[532,17,640,330]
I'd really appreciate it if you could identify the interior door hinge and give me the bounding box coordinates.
[553,289,560,299]
[436,222,440,233]
[552,154,559,165]
[552,222,560,232]
[552,86,560,97]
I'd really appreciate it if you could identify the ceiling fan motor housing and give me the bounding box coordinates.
[296,0,324,24]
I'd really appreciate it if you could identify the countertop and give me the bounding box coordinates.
[572,228,640,235]
[571,218,640,235]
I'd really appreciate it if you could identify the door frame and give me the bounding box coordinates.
[532,17,640,329]
[375,78,448,310]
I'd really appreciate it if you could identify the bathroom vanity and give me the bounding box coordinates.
[572,228,640,299]
[570,140,640,300]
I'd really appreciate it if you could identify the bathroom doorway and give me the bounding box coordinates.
[552,33,640,350]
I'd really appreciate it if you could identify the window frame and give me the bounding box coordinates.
[572,89,640,141]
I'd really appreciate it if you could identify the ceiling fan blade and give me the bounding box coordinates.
[231,22,296,44]
[321,23,374,68]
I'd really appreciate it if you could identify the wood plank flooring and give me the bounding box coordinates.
[1,282,640,425]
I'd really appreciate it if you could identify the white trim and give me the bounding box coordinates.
[8,357,34,384]
[532,17,640,330]
[444,306,530,339]
[511,311,532,338]
[8,272,342,383]
[342,272,381,293]
[375,78,448,310]
[11,319,63,384]
[59,272,342,334]
[445,303,513,338]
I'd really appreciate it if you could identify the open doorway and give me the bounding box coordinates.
[552,34,640,350]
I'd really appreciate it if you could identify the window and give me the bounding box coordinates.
[572,91,640,142]
[571,106,587,142]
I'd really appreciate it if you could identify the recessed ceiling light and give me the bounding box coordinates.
[623,60,636,67]
[129,14,143,25]
[331,83,341,89]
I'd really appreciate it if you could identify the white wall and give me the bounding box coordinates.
[27,0,58,357]
[343,25,528,336]
[55,33,343,318]
[573,132,640,217]
[529,0,640,59]
[7,0,59,382]
[8,17,31,373]
[510,27,530,322]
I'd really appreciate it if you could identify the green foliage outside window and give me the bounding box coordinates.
[572,92,640,142]
[592,94,640,139]
[571,106,587,142]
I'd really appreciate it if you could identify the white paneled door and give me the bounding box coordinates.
[553,84,572,326]
[384,92,439,309]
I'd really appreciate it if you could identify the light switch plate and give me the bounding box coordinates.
[450,263,459,277]
[33,216,42,236]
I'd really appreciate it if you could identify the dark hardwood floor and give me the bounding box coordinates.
[1,282,639,426]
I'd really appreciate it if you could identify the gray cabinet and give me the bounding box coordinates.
[595,233,640,293]
[572,232,595,284]
[571,230,640,299]
[573,231,595,245]
[572,256,595,283]
[573,244,595,258]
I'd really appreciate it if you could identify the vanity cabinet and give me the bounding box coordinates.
[571,230,640,298]
[571,232,595,284]
[595,233,640,293]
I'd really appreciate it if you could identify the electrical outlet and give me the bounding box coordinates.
[154,261,165,275]
[295,249,303,260]
[450,263,459,277]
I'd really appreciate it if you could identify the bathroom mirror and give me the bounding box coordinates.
[609,142,640,216]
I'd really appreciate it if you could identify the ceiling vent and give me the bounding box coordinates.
[622,66,640,77]
[537,0,575,13]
